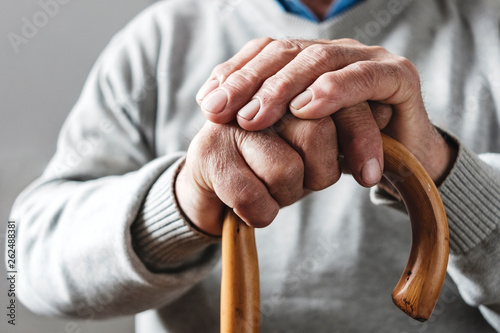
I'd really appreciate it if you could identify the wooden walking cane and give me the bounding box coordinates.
[220,133,449,332]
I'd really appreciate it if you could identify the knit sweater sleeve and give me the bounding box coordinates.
[371,140,500,331]
[8,4,220,319]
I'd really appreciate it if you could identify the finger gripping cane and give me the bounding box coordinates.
[220,133,449,332]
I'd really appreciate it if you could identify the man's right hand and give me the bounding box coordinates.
[175,116,341,236]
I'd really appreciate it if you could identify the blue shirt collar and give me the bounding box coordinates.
[276,0,364,22]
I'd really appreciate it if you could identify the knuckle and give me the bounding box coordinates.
[302,44,332,65]
[397,56,420,84]
[194,128,214,153]
[270,156,304,206]
[203,121,226,140]
[224,67,261,91]
[196,123,231,155]
[337,38,362,46]
[307,43,363,68]
[233,189,277,228]
[211,62,236,81]
[301,118,340,191]
[308,117,335,139]
[266,39,304,57]
[281,155,304,182]
[295,117,334,148]
[380,62,400,79]
[236,185,263,209]
[396,55,416,71]
[252,36,274,46]
[260,74,294,101]
[367,44,388,55]
[348,61,379,89]
[314,73,343,99]
[352,59,375,74]
[384,56,421,99]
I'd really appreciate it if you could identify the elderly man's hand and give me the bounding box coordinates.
[196,38,457,187]
[175,116,341,236]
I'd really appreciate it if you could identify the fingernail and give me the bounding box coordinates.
[196,79,219,102]
[238,99,261,120]
[290,89,313,111]
[201,89,228,114]
[361,158,382,186]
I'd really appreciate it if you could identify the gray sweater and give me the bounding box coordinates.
[9,0,500,332]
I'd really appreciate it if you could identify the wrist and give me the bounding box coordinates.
[174,163,224,236]
[421,127,458,186]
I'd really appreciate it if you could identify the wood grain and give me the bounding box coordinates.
[221,210,260,332]
[381,134,449,321]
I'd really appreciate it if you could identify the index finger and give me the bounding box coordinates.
[196,37,273,103]
[199,39,324,125]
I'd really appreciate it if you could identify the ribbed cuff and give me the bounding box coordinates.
[439,145,500,254]
[131,158,220,272]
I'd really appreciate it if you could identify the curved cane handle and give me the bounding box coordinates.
[381,134,449,321]
[221,133,449,332]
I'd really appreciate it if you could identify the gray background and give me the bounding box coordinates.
[1,0,154,332]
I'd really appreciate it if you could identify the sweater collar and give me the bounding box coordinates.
[275,0,365,22]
